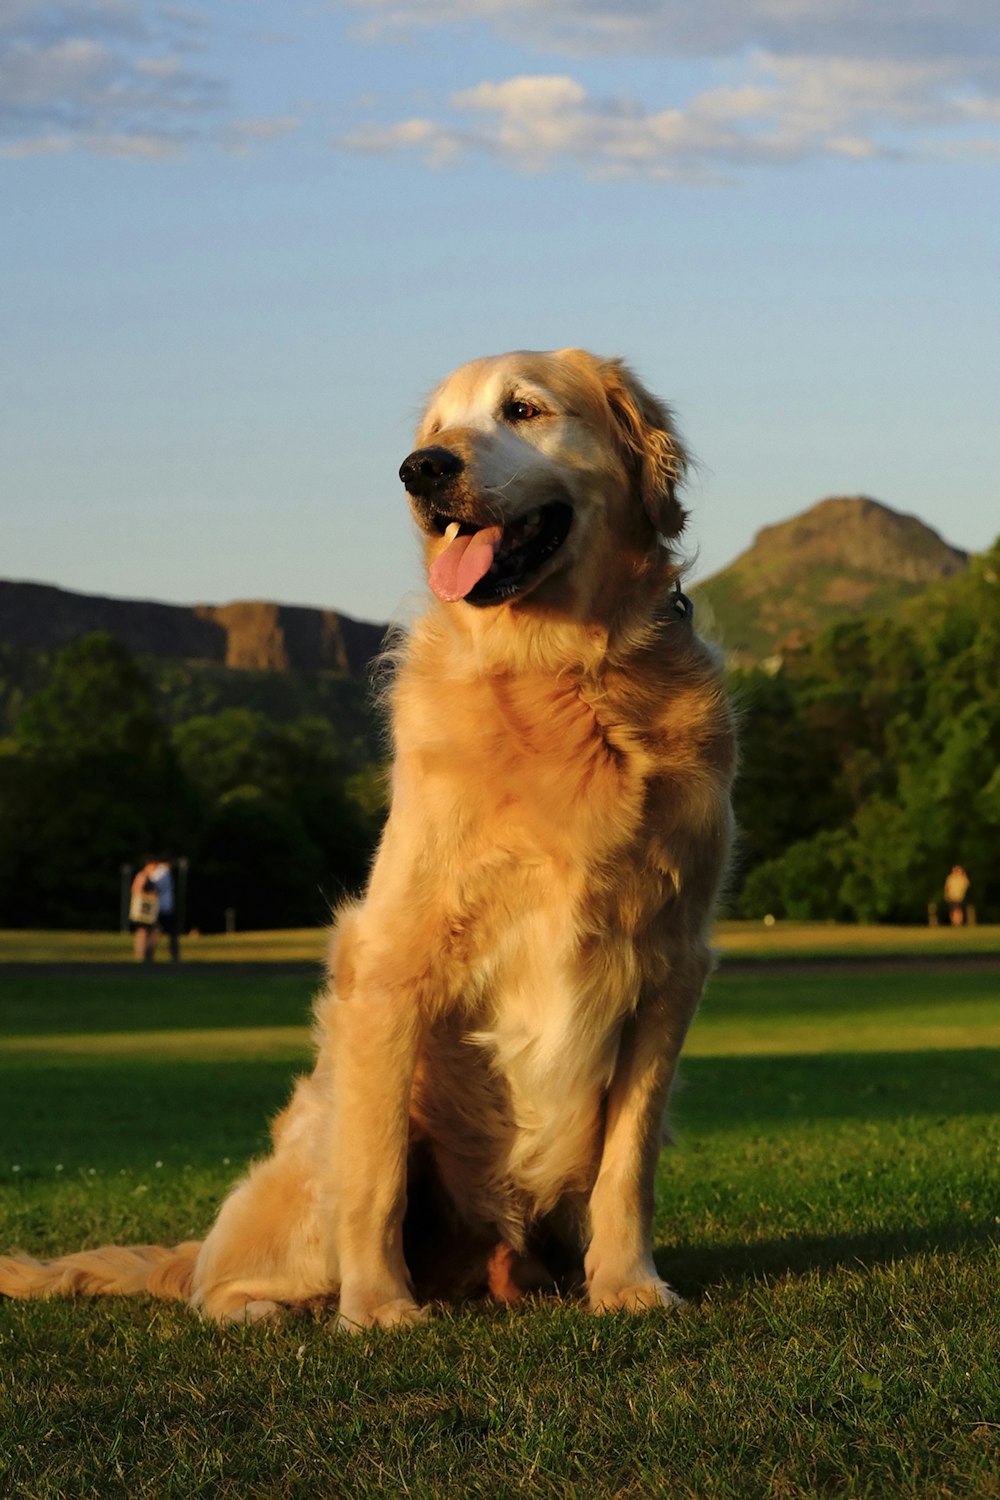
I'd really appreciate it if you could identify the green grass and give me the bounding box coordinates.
[1,964,998,1498]
[0,927,331,964]
[3,920,999,965]
[713,919,1000,961]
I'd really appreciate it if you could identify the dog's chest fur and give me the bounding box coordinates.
[393,617,730,1228]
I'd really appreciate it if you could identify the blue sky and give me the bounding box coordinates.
[3,1,998,625]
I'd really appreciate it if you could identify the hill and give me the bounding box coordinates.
[0,581,393,764]
[1,497,971,684]
[0,580,389,678]
[692,496,969,667]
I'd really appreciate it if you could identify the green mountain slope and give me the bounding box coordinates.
[692,496,969,666]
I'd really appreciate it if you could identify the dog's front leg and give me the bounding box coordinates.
[584,973,705,1313]
[327,949,427,1333]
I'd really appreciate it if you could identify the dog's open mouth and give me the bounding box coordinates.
[428,501,574,606]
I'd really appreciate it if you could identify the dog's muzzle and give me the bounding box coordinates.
[399,444,573,607]
[399,446,465,498]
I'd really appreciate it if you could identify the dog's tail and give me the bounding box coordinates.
[0,1241,201,1304]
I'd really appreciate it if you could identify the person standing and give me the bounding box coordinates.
[150,856,180,962]
[129,857,160,963]
[944,864,970,926]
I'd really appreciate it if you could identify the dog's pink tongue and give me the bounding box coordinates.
[429,526,503,603]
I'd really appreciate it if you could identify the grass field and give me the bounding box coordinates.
[2,919,1000,965]
[1,956,998,1498]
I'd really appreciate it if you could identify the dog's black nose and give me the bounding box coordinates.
[399,446,464,495]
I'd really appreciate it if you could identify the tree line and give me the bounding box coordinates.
[0,540,996,931]
[0,634,385,932]
[730,537,1000,923]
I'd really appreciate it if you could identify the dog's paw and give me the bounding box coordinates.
[336,1296,429,1333]
[588,1277,683,1314]
[241,1298,286,1324]
[198,1290,286,1325]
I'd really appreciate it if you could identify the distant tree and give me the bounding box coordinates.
[174,708,381,928]
[838,797,930,922]
[279,716,382,895]
[0,635,192,928]
[173,708,288,806]
[16,632,165,761]
[0,634,386,931]
[0,749,164,927]
[731,537,1000,923]
[736,829,853,922]
[189,788,327,933]
[730,669,847,875]
[0,644,52,737]
[150,658,384,768]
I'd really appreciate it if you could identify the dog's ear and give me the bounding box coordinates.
[600,359,687,539]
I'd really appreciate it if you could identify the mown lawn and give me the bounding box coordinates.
[1,963,997,1499]
[2,919,999,964]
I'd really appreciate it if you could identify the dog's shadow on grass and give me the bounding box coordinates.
[657,1218,998,1298]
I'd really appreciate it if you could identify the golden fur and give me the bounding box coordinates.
[0,348,736,1328]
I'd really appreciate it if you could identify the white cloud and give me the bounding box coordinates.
[0,1,145,40]
[0,1,223,155]
[135,55,184,78]
[340,0,1000,68]
[0,2,304,160]
[455,75,586,114]
[4,1,998,171]
[341,0,1000,58]
[335,0,1000,173]
[0,37,112,108]
[336,45,1000,179]
[86,129,185,158]
[0,131,72,159]
[220,116,303,156]
[454,75,590,162]
[339,114,466,167]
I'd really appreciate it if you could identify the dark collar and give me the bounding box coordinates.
[671,582,694,624]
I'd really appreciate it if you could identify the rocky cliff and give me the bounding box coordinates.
[0,580,388,678]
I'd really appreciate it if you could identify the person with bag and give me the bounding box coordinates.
[129,856,161,963]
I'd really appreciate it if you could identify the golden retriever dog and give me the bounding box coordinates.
[0,349,736,1329]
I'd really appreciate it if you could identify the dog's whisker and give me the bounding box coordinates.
[483,468,530,497]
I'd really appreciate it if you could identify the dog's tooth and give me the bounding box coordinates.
[443,521,461,544]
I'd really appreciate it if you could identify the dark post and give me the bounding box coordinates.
[177,856,189,949]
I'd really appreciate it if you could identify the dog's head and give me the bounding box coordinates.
[398,349,688,618]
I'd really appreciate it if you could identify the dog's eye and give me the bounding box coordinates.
[504,398,542,423]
